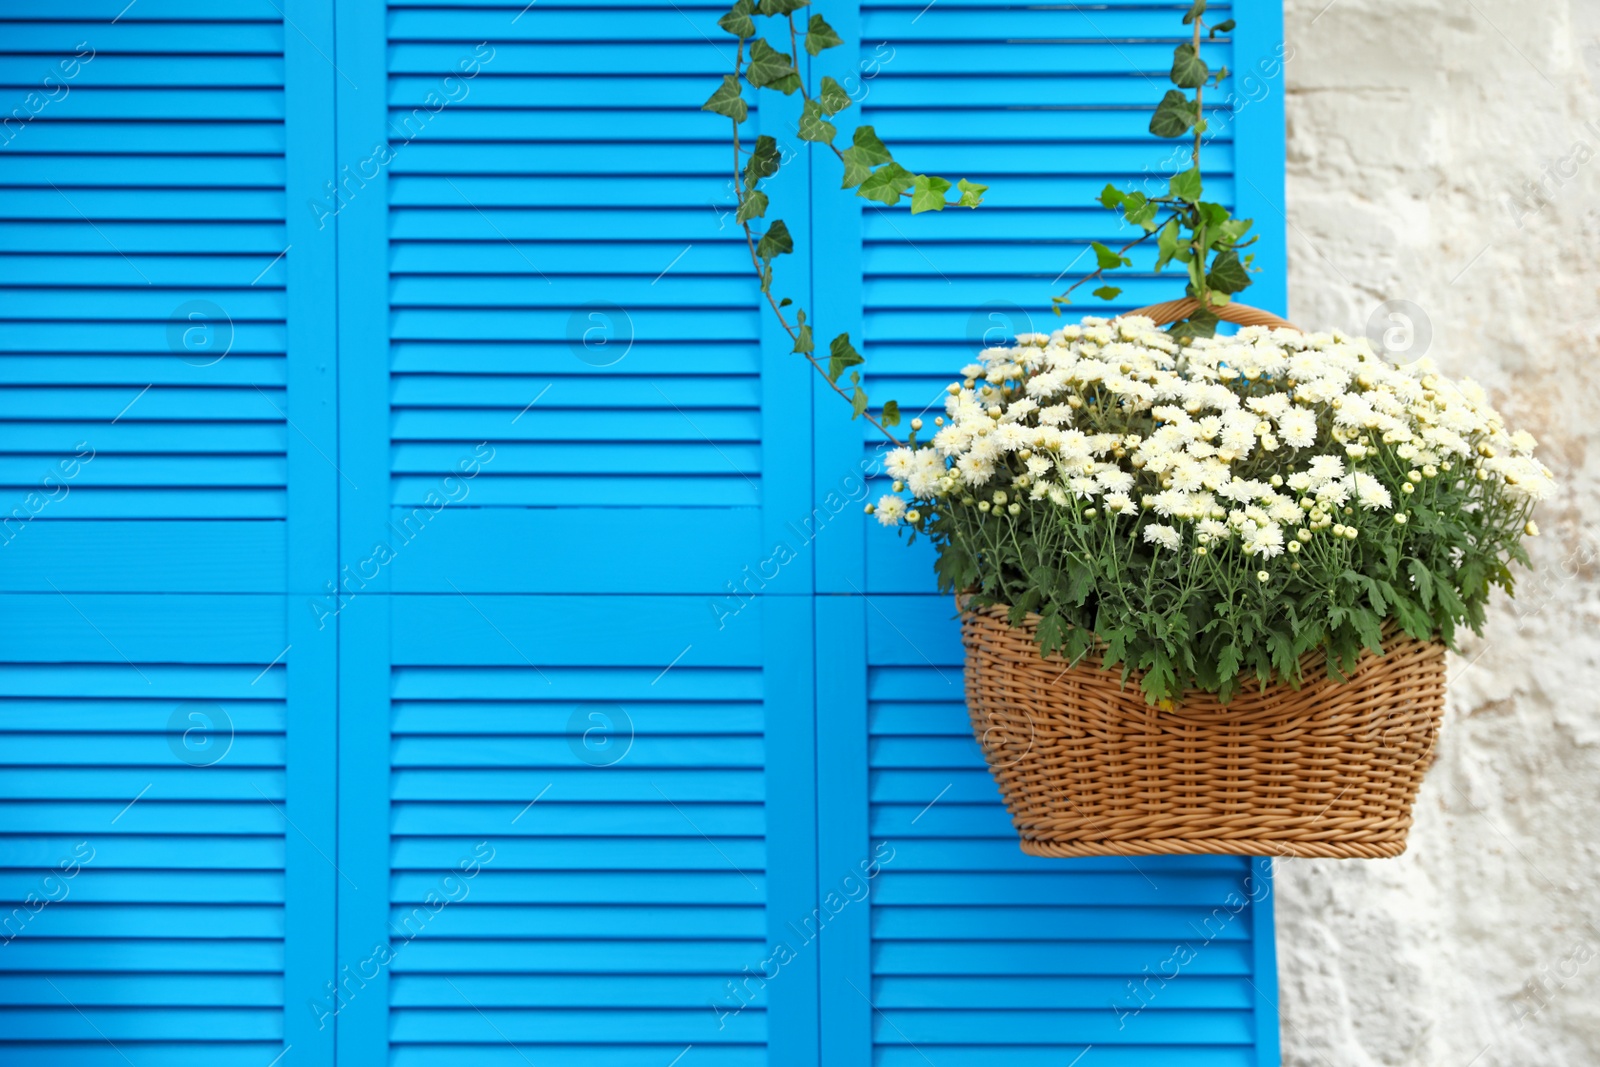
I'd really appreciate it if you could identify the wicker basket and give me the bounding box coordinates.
[960,300,1447,859]
[962,604,1447,858]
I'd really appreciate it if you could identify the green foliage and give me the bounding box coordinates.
[827,333,863,382]
[1058,6,1258,330]
[804,14,843,53]
[705,0,988,444]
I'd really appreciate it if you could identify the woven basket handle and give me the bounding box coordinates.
[1121,298,1300,332]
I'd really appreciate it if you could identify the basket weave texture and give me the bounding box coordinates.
[961,603,1447,858]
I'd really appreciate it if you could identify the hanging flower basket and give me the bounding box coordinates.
[866,296,1552,859]
[962,600,1446,858]
[955,302,1455,859]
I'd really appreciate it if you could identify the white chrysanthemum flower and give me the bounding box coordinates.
[1276,407,1318,449]
[1143,523,1181,551]
[907,451,944,498]
[1345,471,1393,510]
[957,454,995,486]
[885,448,915,481]
[874,495,906,526]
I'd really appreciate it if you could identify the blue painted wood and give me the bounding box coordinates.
[0,0,1285,1061]
[282,4,342,1067]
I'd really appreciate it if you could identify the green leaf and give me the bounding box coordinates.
[1121,191,1158,231]
[1197,200,1231,232]
[840,151,873,189]
[1206,249,1250,294]
[827,332,864,383]
[1182,0,1206,24]
[955,178,988,208]
[743,134,780,189]
[701,74,749,123]
[803,13,844,54]
[1154,217,1180,272]
[1169,167,1203,203]
[817,75,852,115]
[736,189,768,224]
[1167,308,1218,342]
[756,218,793,261]
[850,385,869,419]
[1098,183,1127,209]
[1090,240,1130,270]
[909,173,952,213]
[1217,643,1241,682]
[839,126,893,189]
[793,322,814,354]
[1171,42,1209,88]
[857,161,914,205]
[797,99,837,143]
[1408,558,1436,609]
[881,399,901,427]
[746,38,798,90]
[759,0,808,14]
[1092,285,1122,301]
[1149,89,1198,138]
[849,125,893,164]
[717,0,756,38]
[1209,18,1235,36]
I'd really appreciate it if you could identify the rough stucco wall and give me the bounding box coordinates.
[1276,0,1600,1064]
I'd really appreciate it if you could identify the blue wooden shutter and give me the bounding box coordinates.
[813,1,1285,1063]
[328,1,823,1063]
[0,2,339,1064]
[0,0,1288,1062]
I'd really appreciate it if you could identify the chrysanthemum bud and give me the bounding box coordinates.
[1394,513,1407,525]
[1257,571,1270,583]
[1525,520,1539,536]
[910,418,923,431]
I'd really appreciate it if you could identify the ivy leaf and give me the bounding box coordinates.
[1090,240,1130,270]
[827,332,864,383]
[840,126,893,189]
[746,38,798,90]
[857,161,914,205]
[818,75,852,116]
[797,99,837,144]
[955,178,987,207]
[1171,42,1209,88]
[756,218,793,261]
[1182,0,1206,24]
[1121,191,1157,231]
[1098,183,1127,209]
[760,0,808,14]
[793,322,814,354]
[1206,249,1250,294]
[1153,217,1179,270]
[1169,166,1203,203]
[1092,285,1123,301]
[717,0,757,38]
[804,13,844,54]
[736,189,768,224]
[1216,215,1254,246]
[1209,18,1235,36]
[701,75,749,123]
[909,173,952,213]
[881,399,901,426]
[850,385,870,419]
[840,151,873,189]
[1149,89,1198,138]
[743,134,780,189]
[1168,308,1218,342]
[848,124,892,165]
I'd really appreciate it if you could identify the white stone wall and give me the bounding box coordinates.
[1277,0,1600,1063]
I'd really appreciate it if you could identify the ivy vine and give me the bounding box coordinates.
[1052,0,1256,342]
[701,0,988,446]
